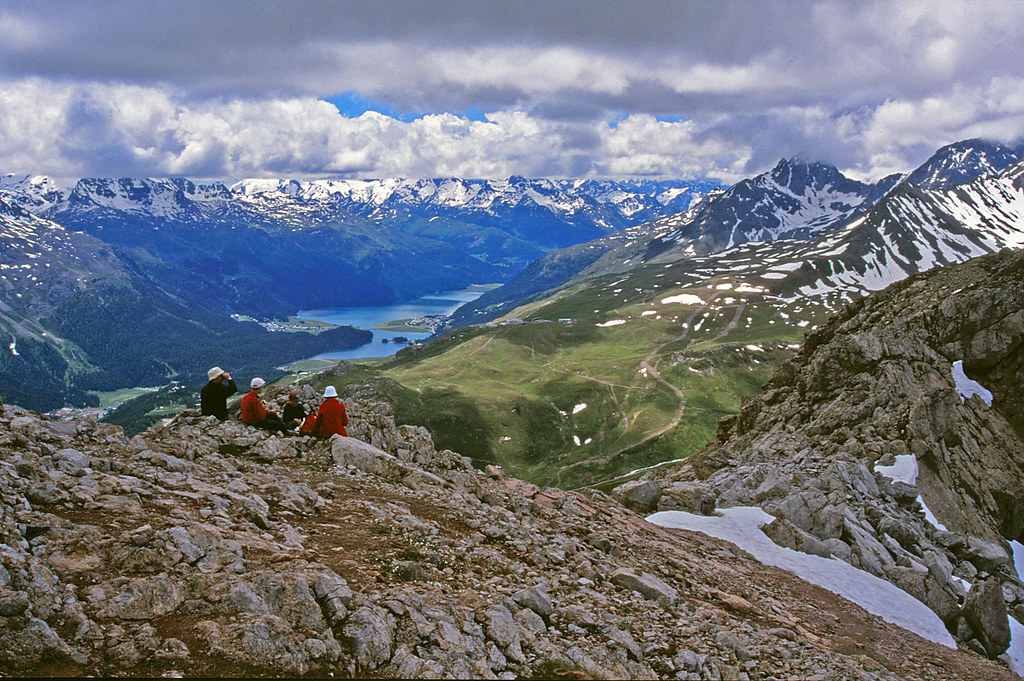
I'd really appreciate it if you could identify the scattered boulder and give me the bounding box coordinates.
[512,584,553,619]
[610,568,677,605]
[963,579,1012,657]
[612,479,661,513]
[330,437,401,478]
[342,604,395,671]
[761,517,832,558]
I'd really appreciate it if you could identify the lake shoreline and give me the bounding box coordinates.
[294,285,496,362]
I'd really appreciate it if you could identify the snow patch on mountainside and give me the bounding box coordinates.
[952,361,994,405]
[648,507,958,648]
[873,455,948,532]
[660,294,703,305]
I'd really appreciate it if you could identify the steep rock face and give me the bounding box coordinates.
[653,248,1024,657]
[0,389,1014,678]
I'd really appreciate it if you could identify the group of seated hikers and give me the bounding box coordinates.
[199,366,348,438]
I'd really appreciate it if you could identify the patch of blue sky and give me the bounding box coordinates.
[655,114,690,123]
[323,93,489,122]
[606,112,690,128]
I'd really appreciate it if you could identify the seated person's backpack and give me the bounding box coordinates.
[299,413,317,434]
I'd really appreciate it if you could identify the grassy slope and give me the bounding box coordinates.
[377,261,837,489]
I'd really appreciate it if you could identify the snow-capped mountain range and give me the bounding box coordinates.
[448,138,1024,329]
[653,138,1024,257]
[0,174,718,294]
[1,174,715,243]
[647,151,1024,305]
[649,159,1024,310]
[231,176,709,226]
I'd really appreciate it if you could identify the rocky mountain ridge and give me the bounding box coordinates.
[904,139,1024,191]
[449,140,1024,331]
[632,248,1024,664]
[1,174,716,278]
[0,380,1015,679]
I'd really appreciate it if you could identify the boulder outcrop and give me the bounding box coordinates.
[0,388,1015,678]
[647,249,1024,660]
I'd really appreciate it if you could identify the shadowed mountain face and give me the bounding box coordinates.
[0,195,373,411]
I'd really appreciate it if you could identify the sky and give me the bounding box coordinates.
[2,0,1024,183]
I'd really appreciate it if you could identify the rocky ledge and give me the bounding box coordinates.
[0,386,1016,679]
[634,248,1024,663]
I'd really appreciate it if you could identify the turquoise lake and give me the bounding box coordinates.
[298,288,487,360]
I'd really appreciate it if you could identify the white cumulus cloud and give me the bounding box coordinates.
[2,1,1024,180]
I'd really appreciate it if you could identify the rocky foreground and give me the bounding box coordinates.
[636,248,1024,665]
[0,383,1016,679]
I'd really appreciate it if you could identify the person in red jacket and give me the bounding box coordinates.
[240,378,289,432]
[313,385,348,438]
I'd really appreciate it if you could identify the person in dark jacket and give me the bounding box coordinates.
[240,378,289,431]
[200,366,237,420]
[282,391,306,430]
[313,385,348,438]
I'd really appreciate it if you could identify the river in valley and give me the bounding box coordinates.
[297,287,489,360]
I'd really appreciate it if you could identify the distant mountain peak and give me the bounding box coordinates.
[764,157,854,195]
[904,138,1024,191]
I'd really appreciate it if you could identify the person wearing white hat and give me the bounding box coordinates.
[200,366,236,420]
[240,377,288,431]
[313,384,348,438]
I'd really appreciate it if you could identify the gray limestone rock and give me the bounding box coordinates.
[512,584,553,618]
[657,481,716,515]
[311,572,352,626]
[54,448,90,470]
[342,604,395,671]
[890,566,960,624]
[514,607,547,636]
[198,614,317,675]
[761,518,831,558]
[88,576,185,621]
[25,481,63,506]
[964,536,1011,572]
[612,479,662,513]
[143,450,190,473]
[484,604,526,663]
[331,437,402,478]
[610,568,677,605]
[0,617,77,668]
[250,437,298,461]
[963,579,1011,657]
[0,590,30,617]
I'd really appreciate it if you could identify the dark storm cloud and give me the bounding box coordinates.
[6,0,1018,107]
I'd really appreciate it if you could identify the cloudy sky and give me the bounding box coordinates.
[2,0,1023,183]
